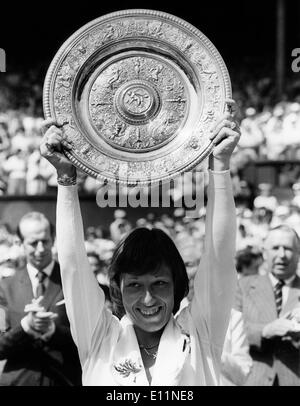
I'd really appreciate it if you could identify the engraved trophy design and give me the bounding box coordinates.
[43,9,231,185]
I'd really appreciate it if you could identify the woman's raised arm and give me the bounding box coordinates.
[40,120,109,365]
[191,100,240,350]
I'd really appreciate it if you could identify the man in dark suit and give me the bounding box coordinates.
[236,224,300,385]
[0,212,82,386]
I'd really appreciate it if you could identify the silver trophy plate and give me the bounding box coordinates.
[43,9,231,185]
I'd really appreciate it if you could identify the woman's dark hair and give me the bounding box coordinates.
[109,227,189,319]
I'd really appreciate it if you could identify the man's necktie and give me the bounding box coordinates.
[36,271,47,298]
[274,279,285,316]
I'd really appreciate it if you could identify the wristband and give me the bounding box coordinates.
[57,173,77,186]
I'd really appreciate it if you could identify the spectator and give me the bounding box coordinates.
[270,205,290,228]
[2,149,27,195]
[0,211,82,386]
[291,183,300,209]
[286,205,300,238]
[264,104,287,160]
[236,225,300,385]
[0,237,24,279]
[253,183,278,212]
[239,107,264,154]
[87,251,112,311]
[109,209,132,244]
[87,251,110,288]
[0,122,10,153]
[26,150,54,195]
[236,247,263,277]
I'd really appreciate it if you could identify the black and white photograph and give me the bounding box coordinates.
[0,0,300,391]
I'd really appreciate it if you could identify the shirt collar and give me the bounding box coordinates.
[269,272,296,287]
[27,260,55,279]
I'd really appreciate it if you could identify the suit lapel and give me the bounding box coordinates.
[249,275,277,321]
[41,263,63,311]
[282,275,300,315]
[17,268,34,309]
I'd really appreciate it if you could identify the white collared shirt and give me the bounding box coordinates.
[269,272,296,308]
[27,261,55,297]
[56,170,237,386]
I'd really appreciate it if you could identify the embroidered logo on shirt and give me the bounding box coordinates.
[114,359,142,380]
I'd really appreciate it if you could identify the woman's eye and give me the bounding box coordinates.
[127,282,140,288]
[155,280,167,286]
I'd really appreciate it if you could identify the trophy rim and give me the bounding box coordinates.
[43,9,232,186]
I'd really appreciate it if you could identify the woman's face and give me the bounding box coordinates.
[120,264,174,333]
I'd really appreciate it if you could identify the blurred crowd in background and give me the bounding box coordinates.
[1,69,300,196]
[1,192,300,305]
[1,67,300,290]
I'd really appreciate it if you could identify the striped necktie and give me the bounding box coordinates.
[274,279,285,316]
[36,271,47,298]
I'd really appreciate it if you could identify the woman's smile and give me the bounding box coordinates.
[136,306,163,317]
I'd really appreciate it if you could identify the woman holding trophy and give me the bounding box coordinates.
[39,97,241,385]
